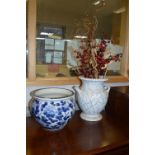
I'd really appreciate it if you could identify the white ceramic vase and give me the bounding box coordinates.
[73,76,110,121]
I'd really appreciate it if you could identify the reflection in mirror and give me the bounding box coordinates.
[36,0,128,78]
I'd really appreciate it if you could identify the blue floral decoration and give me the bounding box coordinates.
[31,97,75,131]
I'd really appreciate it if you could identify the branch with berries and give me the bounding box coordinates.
[72,16,122,78]
[73,34,122,79]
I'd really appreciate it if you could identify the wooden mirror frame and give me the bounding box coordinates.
[26,0,129,86]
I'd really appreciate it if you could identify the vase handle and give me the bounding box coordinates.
[104,85,111,93]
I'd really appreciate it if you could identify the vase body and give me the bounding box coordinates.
[73,77,110,121]
[29,87,75,131]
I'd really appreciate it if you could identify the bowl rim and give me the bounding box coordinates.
[30,87,74,100]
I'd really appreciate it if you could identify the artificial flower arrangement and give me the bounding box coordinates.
[72,33,122,79]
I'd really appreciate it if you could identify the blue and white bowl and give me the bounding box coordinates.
[30,87,75,131]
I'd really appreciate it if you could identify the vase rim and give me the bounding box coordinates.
[79,76,108,82]
[30,87,74,100]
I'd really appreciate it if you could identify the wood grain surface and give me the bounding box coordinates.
[27,87,129,155]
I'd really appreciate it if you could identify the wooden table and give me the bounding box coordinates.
[27,87,129,155]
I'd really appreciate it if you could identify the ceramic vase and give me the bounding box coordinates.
[73,76,110,121]
[29,87,76,131]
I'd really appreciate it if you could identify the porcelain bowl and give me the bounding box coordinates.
[29,87,75,131]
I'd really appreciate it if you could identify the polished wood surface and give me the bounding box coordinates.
[26,76,129,86]
[27,87,129,155]
[27,0,36,80]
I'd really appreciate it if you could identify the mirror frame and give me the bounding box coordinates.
[26,0,129,86]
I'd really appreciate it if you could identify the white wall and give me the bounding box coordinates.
[26,82,129,116]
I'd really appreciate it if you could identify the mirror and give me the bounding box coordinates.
[35,0,128,78]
